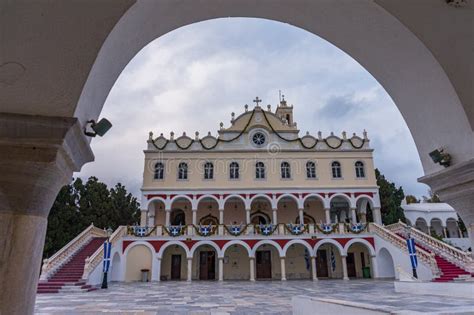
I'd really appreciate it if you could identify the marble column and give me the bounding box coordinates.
[140,210,148,226]
[165,210,171,226]
[427,225,432,236]
[442,227,447,238]
[153,258,161,281]
[192,209,197,225]
[272,208,278,224]
[280,257,287,281]
[246,208,251,224]
[373,207,382,225]
[0,113,94,315]
[148,208,155,226]
[218,257,224,281]
[187,258,192,281]
[351,208,357,223]
[311,256,318,281]
[219,208,224,225]
[370,255,378,279]
[325,208,331,224]
[298,209,304,224]
[249,257,256,281]
[341,255,349,280]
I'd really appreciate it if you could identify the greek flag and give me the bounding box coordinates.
[406,238,418,269]
[102,241,112,273]
[330,249,336,272]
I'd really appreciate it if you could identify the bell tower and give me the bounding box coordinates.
[275,95,294,125]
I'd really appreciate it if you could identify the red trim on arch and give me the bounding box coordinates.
[195,194,203,200]
[364,237,375,248]
[345,192,352,197]
[148,240,167,252]
[266,193,273,198]
[354,192,374,198]
[183,240,198,250]
[273,239,289,249]
[301,193,309,198]
[187,194,194,199]
[274,193,283,199]
[248,194,256,199]
[147,194,167,200]
[222,194,229,199]
[123,240,134,253]
[335,237,375,249]
[243,239,260,249]
[169,194,176,200]
[213,240,230,249]
[327,192,335,198]
[240,194,247,199]
[335,238,352,247]
[292,193,300,198]
[304,238,318,248]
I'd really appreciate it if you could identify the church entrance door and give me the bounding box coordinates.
[171,254,181,280]
[199,251,216,280]
[347,252,357,277]
[256,250,272,279]
[316,250,329,278]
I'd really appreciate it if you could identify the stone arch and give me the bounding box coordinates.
[196,194,220,207]
[110,252,122,281]
[223,194,246,206]
[249,194,273,206]
[124,242,154,282]
[276,193,300,207]
[377,247,395,279]
[314,239,345,256]
[251,240,284,257]
[302,194,327,207]
[189,240,223,258]
[415,217,429,234]
[343,238,375,256]
[157,240,190,259]
[170,194,194,206]
[222,240,253,258]
[282,239,314,257]
[329,193,353,207]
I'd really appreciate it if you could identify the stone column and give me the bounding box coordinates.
[427,225,432,236]
[442,227,447,238]
[341,255,349,280]
[153,258,161,281]
[148,209,155,227]
[325,208,331,224]
[218,257,224,281]
[246,208,251,224]
[192,209,197,225]
[187,258,192,281]
[0,113,94,315]
[370,255,378,279]
[140,210,148,226]
[219,208,224,225]
[165,209,171,226]
[280,257,287,281]
[351,208,357,223]
[298,209,304,224]
[458,226,463,238]
[249,257,256,281]
[373,207,382,225]
[311,256,318,281]
[272,208,278,224]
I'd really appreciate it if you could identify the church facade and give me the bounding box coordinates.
[128,97,387,282]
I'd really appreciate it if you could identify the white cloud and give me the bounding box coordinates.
[77,18,428,199]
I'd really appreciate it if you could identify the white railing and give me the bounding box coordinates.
[386,221,473,273]
[40,223,106,280]
[82,225,127,280]
[368,223,439,275]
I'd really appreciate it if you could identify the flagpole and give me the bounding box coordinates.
[101,227,113,289]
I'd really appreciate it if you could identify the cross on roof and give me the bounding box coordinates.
[253,96,262,107]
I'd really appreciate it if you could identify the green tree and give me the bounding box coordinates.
[375,169,406,225]
[44,177,140,258]
[405,195,419,204]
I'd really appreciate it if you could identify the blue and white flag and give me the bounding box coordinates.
[330,249,336,272]
[406,238,418,269]
[102,241,112,273]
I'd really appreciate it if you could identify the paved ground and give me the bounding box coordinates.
[35,280,474,314]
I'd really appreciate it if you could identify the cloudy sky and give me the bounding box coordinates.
[77,18,429,199]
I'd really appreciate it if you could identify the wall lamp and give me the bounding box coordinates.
[429,148,451,168]
[84,118,112,137]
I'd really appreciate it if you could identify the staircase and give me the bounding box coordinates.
[37,237,106,294]
[386,221,473,282]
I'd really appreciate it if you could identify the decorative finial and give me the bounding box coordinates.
[220,122,224,129]
[318,131,322,139]
[306,131,309,136]
[267,104,271,111]
[170,131,174,140]
[330,132,334,136]
[160,133,163,137]
[207,131,211,136]
[353,132,356,137]
[195,131,199,140]
[342,131,347,139]
[148,131,153,141]
[182,132,186,137]
[253,97,262,107]
[245,104,248,112]
[363,129,368,140]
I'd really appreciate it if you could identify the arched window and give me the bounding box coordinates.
[178,162,188,180]
[255,161,265,179]
[229,162,239,179]
[331,161,342,178]
[281,161,291,179]
[306,161,316,179]
[355,161,365,178]
[204,162,214,180]
[154,162,164,180]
